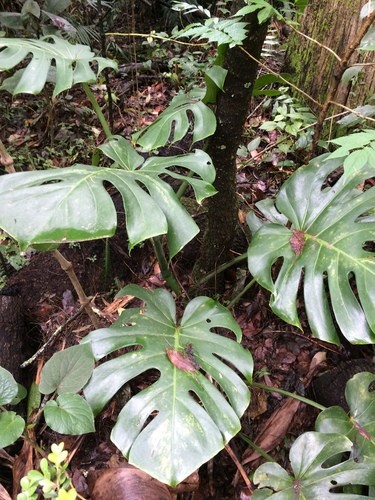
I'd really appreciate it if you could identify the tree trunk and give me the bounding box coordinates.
[0,294,25,382]
[285,0,375,115]
[193,7,268,292]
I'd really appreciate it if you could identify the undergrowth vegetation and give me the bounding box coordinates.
[0,0,375,497]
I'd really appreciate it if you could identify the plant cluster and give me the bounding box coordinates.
[0,0,375,496]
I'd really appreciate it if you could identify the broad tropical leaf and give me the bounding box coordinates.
[132,92,216,151]
[0,136,216,257]
[39,344,95,395]
[0,35,117,96]
[0,366,18,405]
[253,431,375,499]
[44,393,95,435]
[316,372,375,461]
[82,285,253,485]
[247,154,375,344]
[0,411,25,448]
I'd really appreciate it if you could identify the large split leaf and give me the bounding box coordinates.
[132,92,216,151]
[0,136,216,257]
[82,285,253,486]
[316,372,375,461]
[247,154,375,344]
[0,35,117,96]
[253,431,375,499]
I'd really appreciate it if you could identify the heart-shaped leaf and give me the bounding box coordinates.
[0,411,25,448]
[253,431,375,499]
[132,92,216,150]
[0,35,117,96]
[0,366,18,405]
[44,393,95,435]
[39,344,95,395]
[0,137,216,257]
[316,372,375,461]
[247,154,375,344]
[82,285,253,486]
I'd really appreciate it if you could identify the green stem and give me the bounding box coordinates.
[176,170,194,199]
[82,82,112,139]
[151,237,181,295]
[238,433,275,463]
[251,382,327,411]
[227,278,256,309]
[197,252,248,285]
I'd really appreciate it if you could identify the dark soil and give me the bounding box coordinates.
[0,7,374,499]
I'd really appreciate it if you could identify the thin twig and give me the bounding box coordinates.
[239,46,323,108]
[311,9,375,155]
[290,25,341,62]
[0,138,15,173]
[21,304,86,368]
[53,250,101,329]
[225,444,252,491]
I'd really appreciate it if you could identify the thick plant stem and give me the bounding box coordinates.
[227,278,256,309]
[251,382,327,411]
[151,237,181,295]
[82,82,112,139]
[238,433,275,463]
[53,250,100,329]
[197,252,248,286]
[192,7,269,293]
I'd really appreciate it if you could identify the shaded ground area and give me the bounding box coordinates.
[1,19,374,499]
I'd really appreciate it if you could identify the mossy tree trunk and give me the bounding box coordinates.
[192,6,268,292]
[285,0,375,114]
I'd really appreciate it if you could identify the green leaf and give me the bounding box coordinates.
[82,285,253,486]
[0,411,25,447]
[177,17,248,47]
[260,121,277,131]
[316,372,375,461]
[133,92,216,150]
[11,384,28,405]
[0,366,18,405]
[253,432,375,498]
[205,64,228,91]
[44,393,95,435]
[341,66,363,84]
[0,36,117,97]
[329,130,375,149]
[43,0,71,14]
[0,13,24,30]
[21,0,41,19]
[247,154,375,344]
[0,137,216,257]
[39,344,95,395]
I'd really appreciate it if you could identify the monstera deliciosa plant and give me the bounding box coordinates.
[247,153,375,345]
[1,21,375,491]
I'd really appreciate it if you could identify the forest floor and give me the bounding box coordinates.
[1,40,374,499]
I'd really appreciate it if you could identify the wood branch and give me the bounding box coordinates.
[311,9,375,155]
[0,138,15,173]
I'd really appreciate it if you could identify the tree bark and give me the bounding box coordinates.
[0,294,25,382]
[193,7,268,292]
[285,0,375,115]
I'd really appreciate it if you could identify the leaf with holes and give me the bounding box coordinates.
[81,285,253,486]
[253,431,375,499]
[316,372,375,461]
[0,35,117,96]
[247,154,375,344]
[0,136,216,257]
[132,92,216,151]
